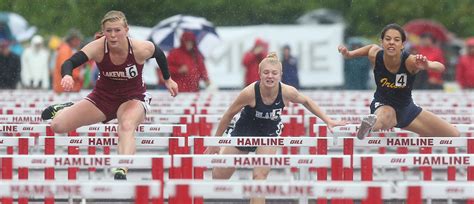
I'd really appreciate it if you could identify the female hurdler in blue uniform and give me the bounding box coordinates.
[338,24,459,139]
[205,52,346,204]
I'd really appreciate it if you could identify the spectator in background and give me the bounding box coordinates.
[53,29,83,93]
[456,37,474,89]
[281,45,300,88]
[167,31,210,92]
[21,35,50,89]
[242,38,268,86]
[344,41,371,90]
[9,40,24,57]
[413,33,446,89]
[0,22,24,57]
[47,35,63,89]
[0,39,21,89]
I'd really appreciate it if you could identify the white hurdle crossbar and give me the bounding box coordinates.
[313,124,474,137]
[0,181,161,201]
[37,136,185,148]
[75,124,187,135]
[166,180,391,203]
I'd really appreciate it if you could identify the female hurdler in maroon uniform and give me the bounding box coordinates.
[41,10,178,180]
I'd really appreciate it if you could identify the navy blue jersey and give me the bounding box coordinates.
[373,50,416,108]
[231,81,285,136]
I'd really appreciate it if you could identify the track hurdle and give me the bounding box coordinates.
[109,114,195,135]
[314,124,474,137]
[74,124,188,152]
[0,107,44,115]
[0,136,34,156]
[307,115,474,126]
[0,115,44,124]
[0,136,35,204]
[37,136,185,155]
[37,136,185,178]
[192,114,305,174]
[147,106,195,115]
[336,137,473,181]
[299,106,474,116]
[353,154,474,185]
[189,136,335,176]
[313,124,473,160]
[192,114,304,136]
[172,154,349,204]
[0,124,53,137]
[0,155,170,204]
[166,180,391,204]
[0,181,161,204]
[397,181,474,204]
[0,124,53,192]
[315,124,474,178]
[71,124,187,180]
[192,114,222,136]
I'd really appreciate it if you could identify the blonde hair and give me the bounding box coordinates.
[101,10,128,29]
[258,52,282,73]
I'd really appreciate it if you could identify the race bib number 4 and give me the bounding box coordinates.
[395,73,407,87]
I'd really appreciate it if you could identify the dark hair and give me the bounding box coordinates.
[380,23,406,42]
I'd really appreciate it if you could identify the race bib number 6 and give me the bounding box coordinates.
[125,65,138,79]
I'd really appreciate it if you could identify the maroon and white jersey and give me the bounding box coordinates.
[95,37,146,96]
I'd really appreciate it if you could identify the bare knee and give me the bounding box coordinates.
[376,111,396,130]
[50,119,69,134]
[451,128,461,137]
[379,118,394,129]
[118,120,137,133]
[212,168,234,179]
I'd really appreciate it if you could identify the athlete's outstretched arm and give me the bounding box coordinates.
[284,85,346,132]
[204,85,253,154]
[150,43,178,97]
[213,86,253,137]
[338,44,381,64]
[407,54,445,73]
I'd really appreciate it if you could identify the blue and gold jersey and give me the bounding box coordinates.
[373,50,415,108]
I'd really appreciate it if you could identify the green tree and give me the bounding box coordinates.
[2,0,474,39]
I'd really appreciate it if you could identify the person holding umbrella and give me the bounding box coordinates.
[167,31,211,92]
[40,10,178,180]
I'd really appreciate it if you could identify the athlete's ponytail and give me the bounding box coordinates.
[259,52,282,73]
[266,52,279,60]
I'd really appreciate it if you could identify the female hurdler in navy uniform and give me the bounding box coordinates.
[205,52,345,204]
[338,23,459,139]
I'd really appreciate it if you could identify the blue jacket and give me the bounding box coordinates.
[282,56,299,88]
